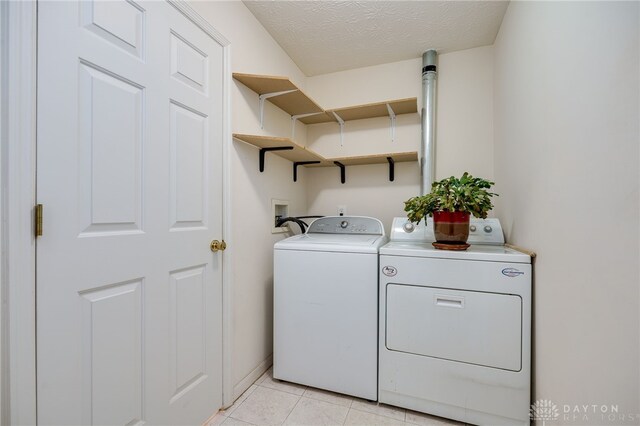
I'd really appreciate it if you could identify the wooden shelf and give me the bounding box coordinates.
[233,134,326,163]
[233,133,417,183]
[233,73,297,94]
[314,151,418,167]
[299,98,418,124]
[232,72,419,182]
[233,73,324,116]
[296,112,335,125]
[233,73,417,125]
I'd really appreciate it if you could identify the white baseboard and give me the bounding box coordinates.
[228,355,273,408]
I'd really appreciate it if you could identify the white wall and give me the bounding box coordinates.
[188,1,309,400]
[304,47,494,230]
[493,1,640,422]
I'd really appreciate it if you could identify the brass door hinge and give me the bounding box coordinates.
[35,204,43,237]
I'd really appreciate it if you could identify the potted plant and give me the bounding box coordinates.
[404,172,497,250]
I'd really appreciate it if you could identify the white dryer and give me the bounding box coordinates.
[379,217,532,425]
[274,216,387,400]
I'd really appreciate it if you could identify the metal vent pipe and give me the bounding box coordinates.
[421,50,437,195]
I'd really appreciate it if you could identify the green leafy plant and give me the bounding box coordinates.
[404,172,498,224]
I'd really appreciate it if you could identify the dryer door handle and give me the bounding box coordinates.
[434,295,464,308]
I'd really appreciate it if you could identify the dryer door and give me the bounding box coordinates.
[385,284,522,371]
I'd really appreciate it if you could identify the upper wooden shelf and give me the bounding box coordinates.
[233,73,297,93]
[233,133,417,183]
[233,73,323,116]
[299,98,418,125]
[233,73,418,125]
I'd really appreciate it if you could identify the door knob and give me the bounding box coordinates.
[210,240,227,252]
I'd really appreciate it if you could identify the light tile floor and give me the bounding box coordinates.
[206,368,466,426]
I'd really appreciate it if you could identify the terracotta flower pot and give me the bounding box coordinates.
[432,211,470,245]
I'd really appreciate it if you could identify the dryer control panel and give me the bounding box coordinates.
[468,218,505,245]
[308,216,385,236]
[390,217,504,245]
[390,217,432,241]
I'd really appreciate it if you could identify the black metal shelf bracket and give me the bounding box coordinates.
[293,161,321,182]
[334,161,346,184]
[259,147,293,172]
[387,156,395,182]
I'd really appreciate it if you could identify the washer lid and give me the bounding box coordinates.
[380,241,531,264]
[274,233,388,254]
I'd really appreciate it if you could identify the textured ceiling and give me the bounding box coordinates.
[243,1,509,76]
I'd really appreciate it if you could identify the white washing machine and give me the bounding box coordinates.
[273,216,387,400]
[379,217,532,425]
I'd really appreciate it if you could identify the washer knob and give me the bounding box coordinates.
[484,225,493,233]
[403,222,415,233]
[340,220,349,229]
[469,225,477,232]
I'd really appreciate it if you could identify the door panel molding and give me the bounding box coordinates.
[168,0,230,48]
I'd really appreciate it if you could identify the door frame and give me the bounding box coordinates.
[0,1,235,423]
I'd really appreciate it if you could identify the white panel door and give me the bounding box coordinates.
[37,1,225,424]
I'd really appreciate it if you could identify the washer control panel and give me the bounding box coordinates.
[308,216,385,235]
